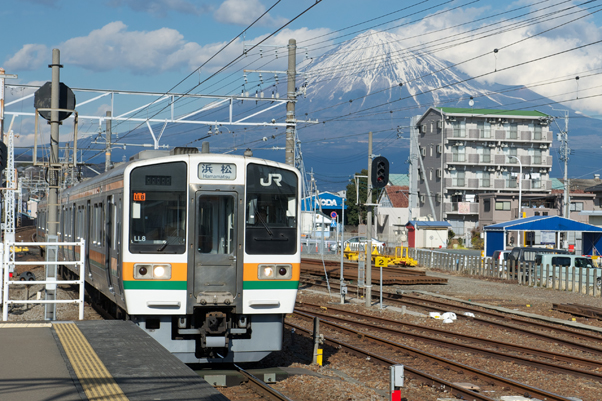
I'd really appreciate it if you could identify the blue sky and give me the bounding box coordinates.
[2,0,602,181]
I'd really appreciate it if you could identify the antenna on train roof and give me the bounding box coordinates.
[201,142,210,154]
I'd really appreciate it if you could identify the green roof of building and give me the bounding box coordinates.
[389,174,409,186]
[551,178,564,190]
[439,107,549,117]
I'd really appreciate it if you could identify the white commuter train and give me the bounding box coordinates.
[37,147,301,363]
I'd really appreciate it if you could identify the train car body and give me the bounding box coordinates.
[36,148,301,363]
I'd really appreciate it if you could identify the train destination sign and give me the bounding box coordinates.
[198,163,236,180]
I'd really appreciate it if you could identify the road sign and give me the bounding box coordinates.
[330,211,337,219]
[330,221,337,228]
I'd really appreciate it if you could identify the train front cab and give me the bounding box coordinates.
[123,155,300,364]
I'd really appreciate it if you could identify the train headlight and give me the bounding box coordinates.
[134,264,171,280]
[154,265,166,278]
[258,264,292,280]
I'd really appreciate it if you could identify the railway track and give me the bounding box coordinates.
[285,316,571,401]
[300,275,602,347]
[233,364,292,401]
[295,302,602,379]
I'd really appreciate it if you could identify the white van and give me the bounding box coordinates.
[534,254,602,288]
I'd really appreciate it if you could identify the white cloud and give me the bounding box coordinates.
[4,23,331,93]
[214,0,287,26]
[59,22,189,74]
[394,3,602,114]
[4,44,49,71]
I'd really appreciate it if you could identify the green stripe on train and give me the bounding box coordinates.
[123,281,187,290]
[243,281,299,290]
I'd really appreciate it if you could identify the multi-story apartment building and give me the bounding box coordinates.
[414,107,553,236]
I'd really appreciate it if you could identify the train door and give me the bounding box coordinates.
[86,200,92,279]
[105,195,116,294]
[194,191,239,304]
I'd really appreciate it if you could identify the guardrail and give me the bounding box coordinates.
[2,240,86,321]
[409,248,602,298]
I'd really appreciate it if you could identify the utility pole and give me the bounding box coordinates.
[562,114,569,219]
[365,132,373,307]
[285,39,296,166]
[105,111,112,172]
[46,49,62,320]
[48,49,61,238]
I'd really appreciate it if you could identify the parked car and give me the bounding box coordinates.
[492,250,511,271]
[492,250,510,263]
[330,236,386,251]
[507,247,569,264]
[533,254,602,288]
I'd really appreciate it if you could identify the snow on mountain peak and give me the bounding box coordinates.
[304,29,493,106]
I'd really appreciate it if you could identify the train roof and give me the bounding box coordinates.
[57,149,297,200]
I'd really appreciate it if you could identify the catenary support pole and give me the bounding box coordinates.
[105,111,111,172]
[46,49,61,320]
[285,39,296,166]
[365,132,373,307]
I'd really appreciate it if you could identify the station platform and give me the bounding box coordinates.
[0,320,228,401]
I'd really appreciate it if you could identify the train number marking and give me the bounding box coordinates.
[133,236,146,242]
[260,174,282,187]
[133,192,146,201]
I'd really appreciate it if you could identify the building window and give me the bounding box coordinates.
[534,125,542,140]
[481,172,490,188]
[484,199,491,212]
[453,121,465,138]
[570,202,584,211]
[533,149,542,165]
[452,145,465,162]
[507,148,517,164]
[495,201,511,211]
[509,124,518,139]
[481,148,491,163]
[451,171,465,187]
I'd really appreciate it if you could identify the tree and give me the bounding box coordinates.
[345,169,380,226]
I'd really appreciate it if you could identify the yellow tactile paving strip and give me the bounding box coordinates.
[54,322,129,401]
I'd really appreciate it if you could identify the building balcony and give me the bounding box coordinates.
[445,178,551,192]
[445,153,552,169]
[444,201,479,215]
[445,129,552,143]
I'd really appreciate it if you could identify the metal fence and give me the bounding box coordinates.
[2,240,86,320]
[410,248,602,298]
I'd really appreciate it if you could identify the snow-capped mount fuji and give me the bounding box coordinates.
[302,30,500,108]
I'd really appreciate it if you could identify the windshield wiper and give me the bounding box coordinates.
[157,235,183,251]
[255,212,273,237]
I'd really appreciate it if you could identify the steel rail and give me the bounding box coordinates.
[285,321,500,401]
[395,292,602,342]
[288,314,574,401]
[233,364,292,401]
[295,304,602,372]
[299,276,602,346]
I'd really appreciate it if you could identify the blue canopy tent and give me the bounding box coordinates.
[483,216,602,256]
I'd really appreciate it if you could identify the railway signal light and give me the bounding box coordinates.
[371,156,389,189]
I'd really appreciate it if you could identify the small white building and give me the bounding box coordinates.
[300,211,332,239]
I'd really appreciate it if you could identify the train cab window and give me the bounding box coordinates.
[129,162,187,254]
[245,163,298,255]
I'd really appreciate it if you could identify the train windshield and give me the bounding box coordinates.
[129,162,187,254]
[245,163,298,255]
